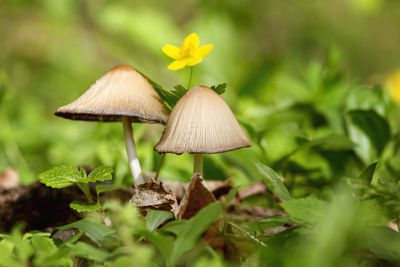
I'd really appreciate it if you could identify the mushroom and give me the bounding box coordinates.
[155,85,251,176]
[55,64,170,185]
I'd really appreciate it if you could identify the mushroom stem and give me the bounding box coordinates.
[122,117,145,185]
[193,154,203,176]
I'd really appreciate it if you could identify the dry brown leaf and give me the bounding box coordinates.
[131,178,178,216]
[178,174,216,220]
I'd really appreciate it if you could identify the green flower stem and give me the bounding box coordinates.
[77,182,94,204]
[188,66,193,89]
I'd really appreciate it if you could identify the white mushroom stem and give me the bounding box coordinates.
[122,117,145,185]
[193,154,203,176]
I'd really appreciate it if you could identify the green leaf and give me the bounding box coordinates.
[368,227,400,263]
[347,110,391,156]
[359,162,378,184]
[210,83,227,95]
[69,201,101,212]
[31,236,56,252]
[146,210,174,232]
[159,220,187,236]
[68,241,109,262]
[255,161,292,202]
[171,202,223,264]
[80,166,113,183]
[141,231,174,263]
[95,184,119,195]
[39,166,80,188]
[55,218,115,245]
[307,134,355,150]
[280,196,327,225]
[137,69,187,109]
[247,215,291,232]
[166,85,188,108]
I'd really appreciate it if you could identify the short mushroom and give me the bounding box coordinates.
[155,85,251,176]
[55,64,170,185]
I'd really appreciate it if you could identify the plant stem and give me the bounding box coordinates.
[187,66,193,89]
[193,154,203,176]
[122,117,145,185]
[154,153,166,180]
[77,183,93,203]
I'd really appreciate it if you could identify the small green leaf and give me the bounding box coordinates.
[347,110,391,156]
[95,184,120,200]
[69,201,101,212]
[171,202,223,264]
[159,220,187,236]
[146,210,174,231]
[280,196,327,225]
[141,231,174,262]
[210,83,227,95]
[68,241,110,262]
[39,166,80,188]
[255,161,292,202]
[359,162,378,184]
[55,218,115,245]
[31,236,56,252]
[80,166,113,183]
[95,184,119,194]
[247,215,291,232]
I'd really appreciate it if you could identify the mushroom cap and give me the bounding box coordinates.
[55,64,170,124]
[155,86,251,154]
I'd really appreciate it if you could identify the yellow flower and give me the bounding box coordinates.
[162,33,213,70]
[387,70,400,105]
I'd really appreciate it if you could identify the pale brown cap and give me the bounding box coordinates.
[55,64,170,124]
[155,86,251,154]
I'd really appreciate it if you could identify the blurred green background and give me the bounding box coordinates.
[1,0,400,194]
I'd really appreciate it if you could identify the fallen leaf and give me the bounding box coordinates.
[178,174,216,220]
[132,179,178,217]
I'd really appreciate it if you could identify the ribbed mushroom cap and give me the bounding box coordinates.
[55,64,170,124]
[155,86,251,154]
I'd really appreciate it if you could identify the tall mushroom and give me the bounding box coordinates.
[55,64,170,185]
[155,85,251,176]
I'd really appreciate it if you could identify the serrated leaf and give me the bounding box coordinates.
[280,196,327,225]
[210,83,226,95]
[80,166,113,183]
[55,218,115,245]
[69,201,101,212]
[166,85,188,108]
[137,69,186,109]
[359,162,378,184]
[39,166,80,188]
[146,210,174,232]
[255,161,292,202]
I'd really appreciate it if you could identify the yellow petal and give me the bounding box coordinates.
[162,44,181,59]
[387,71,400,105]
[167,59,188,70]
[182,33,199,50]
[187,44,213,66]
[196,44,213,58]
